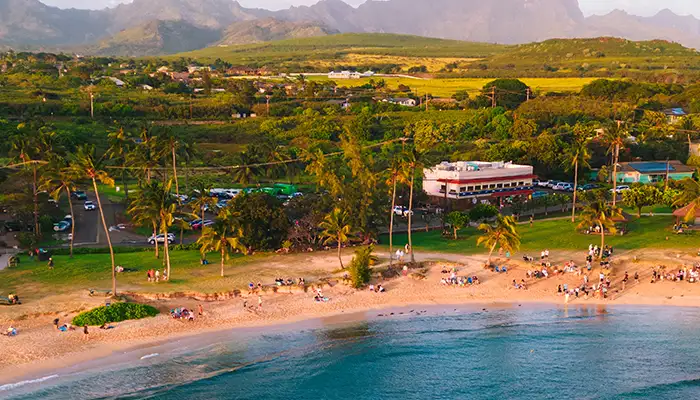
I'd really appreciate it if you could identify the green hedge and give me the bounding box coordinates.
[50,245,200,256]
[72,303,159,326]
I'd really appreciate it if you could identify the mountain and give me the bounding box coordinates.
[3,0,700,55]
[217,18,338,46]
[586,9,700,49]
[83,20,221,56]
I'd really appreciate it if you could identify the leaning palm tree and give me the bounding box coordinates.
[673,177,700,222]
[576,199,624,255]
[477,215,521,265]
[68,145,118,295]
[197,219,246,277]
[398,149,421,263]
[128,182,162,259]
[319,208,353,269]
[40,161,79,258]
[563,136,591,222]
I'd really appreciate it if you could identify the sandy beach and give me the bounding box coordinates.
[2,248,700,385]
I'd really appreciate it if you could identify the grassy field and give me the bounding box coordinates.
[0,250,335,302]
[385,216,699,254]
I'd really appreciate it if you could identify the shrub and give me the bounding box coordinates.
[348,245,377,289]
[72,303,159,326]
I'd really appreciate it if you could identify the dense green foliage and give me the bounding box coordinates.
[348,245,375,289]
[72,303,159,326]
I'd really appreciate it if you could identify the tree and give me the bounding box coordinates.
[468,203,499,222]
[68,145,117,295]
[197,219,246,277]
[387,158,400,268]
[189,181,217,240]
[563,135,591,221]
[577,199,623,255]
[348,245,377,288]
[673,177,700,221]
[227,192,289,252]
[445,211,470,239]
[40,161,79,257]
[603,122,628,207]
[128,182,162,258]
[476,215,520,265]
[398,149,423,263]
[106,127,133,201]
[623,185,662,217]
[482,79,530,109]
[319,208,353,269]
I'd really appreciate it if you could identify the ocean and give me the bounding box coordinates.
[4,305,700,399]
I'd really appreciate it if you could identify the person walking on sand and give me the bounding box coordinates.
[622,272,629,290]
[258,295,263,309]
[198,304,204,316]
[83,325,89,341]
[634,272,639,285]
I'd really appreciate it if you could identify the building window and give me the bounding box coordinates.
[474,185,481,190]
[503,183,510,188]
[467,186,474,191]
[496,184,503,188]
[460,187,466,192]
[489,184,496,189]
[518,181,524,186]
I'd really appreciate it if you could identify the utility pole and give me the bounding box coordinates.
[526,88,531,101]
[265,94,271,115]
[425,94,429,111]
[665,158,670,191]
[489,86,496,108]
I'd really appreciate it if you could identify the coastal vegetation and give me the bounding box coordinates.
[72,302,159,326]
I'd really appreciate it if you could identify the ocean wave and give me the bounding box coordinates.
[140,353,160,360]
[0,374,59,391]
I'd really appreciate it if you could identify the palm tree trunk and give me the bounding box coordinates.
[153,223,159,258]
[33,164,39,237]
[201,207,206,241]
[612,143,619,207]
[600,228,605,259]
[65,187,75,258]
[389,173,397,269]
[122,169,129,202]
[172,145,180,200]
[454,227,458,240]
[487,240,498,265]
[163,227,171,280]
[92,178,117,296]
[571,160,578,222]
[407,166,415,264]
[338,240,344,269]
[221,248,225,277]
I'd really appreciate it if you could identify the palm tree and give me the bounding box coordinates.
[319,208,353,269]
[577,199,623,255]
[128,182,162,258]
[189,181,218,240]
[386,159,400,269]
[160,129,181,200]
[197,219,246,277]
[603,122,628,207]
[477,215,520,265]
[106,127,133,201]
[40,161,79,258]
[398,150,421,263]
[563,136,591,222]
[673,177,700,221]
[232,152,259,185]
[68,145,118,295]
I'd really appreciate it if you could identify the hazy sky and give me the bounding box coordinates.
[39,0,700,17]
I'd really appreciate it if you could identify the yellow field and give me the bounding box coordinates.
[310,77,599,97]
[340,54,476,72]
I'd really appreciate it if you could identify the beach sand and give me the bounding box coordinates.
[1,248,699,384]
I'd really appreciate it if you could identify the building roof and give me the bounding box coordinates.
[663,108,687,116]
[673,203,700,219]
[618,160,695,174]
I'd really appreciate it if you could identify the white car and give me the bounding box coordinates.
[393,206,413,217]
[611,185,630,193]
[554,183,573,191]
[148,233,176,244]
[84,201,96,211]
[538,180,552,188]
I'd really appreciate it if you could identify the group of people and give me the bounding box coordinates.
[170,306,201,321]
[588,244,614,260]
[512,279,527,290]
[6,293,20,304]
[146,269,167,283]
[313,288,329,302]
[2,325,17,336]
[275,278,305,287]
[651,265,700,283]
[440,269,480,287]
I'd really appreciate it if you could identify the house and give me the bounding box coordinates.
[673,203,700,226]
[663,108,687,124]
[188,65,211,74]
[385,97,417,107]
[156,66,170,73]
[615,160,695,183]
[326,99,351,109]
[105,77,125,87]
[423,161,535,210]
[169,72,190,82]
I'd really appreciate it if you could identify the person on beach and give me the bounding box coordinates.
[198,304,204,316]
[258,295,263,309]
[53,318,60,330]
[155,269,160,282]
[622,272,629,290]
[47,257,54,270]
[529,215,534,227]
[83,325,89,340]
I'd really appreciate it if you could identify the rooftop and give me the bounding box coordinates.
[619,160,694,174]
[431,161,529,172]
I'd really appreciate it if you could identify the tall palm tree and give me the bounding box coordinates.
[197,219,246,277]
[128,182,162,258]
[68,145,117,295]
[319,208,353,269]
[189,181,218,240]
[576,199,623,255]
[232,152,259,185]
[40,161,79,258]
[563,136,591,222]
[477,215,521,265]
[106,127,133,201]
[386,159,400,269]
[603,122,628,207]
[398,150,421,263]
[161,129,181,200]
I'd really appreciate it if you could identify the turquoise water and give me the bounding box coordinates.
[5,305,700,399]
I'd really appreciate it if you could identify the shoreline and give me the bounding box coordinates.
[3,249,700,387]
[4,294,700,388]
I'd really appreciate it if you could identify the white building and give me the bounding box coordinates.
[327,70,374,79]
[385,97,417,107]
[423,161,535,208]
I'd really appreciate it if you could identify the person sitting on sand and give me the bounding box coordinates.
[369,284,375,292]
[99,323,114,330]
[377,285,385,293]
[3,326,17,336]
[473,276,480,285]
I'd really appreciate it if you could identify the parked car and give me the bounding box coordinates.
[191,219,214,230]
[532,191,549,199]
[53,220,71,232]
[610,185,630,193]
[148,233,176,244]
[578,184,598,192]
[71,191,88,200]
[84,201,96,211]
[393,206,413,217]
[554,182,574,191]
[538,180,551,188]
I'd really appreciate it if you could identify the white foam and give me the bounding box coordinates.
[0,374,59,391]
[140,353,159,360]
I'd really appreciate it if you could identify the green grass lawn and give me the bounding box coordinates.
[0,250,332,301]
[384,216,698,254]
